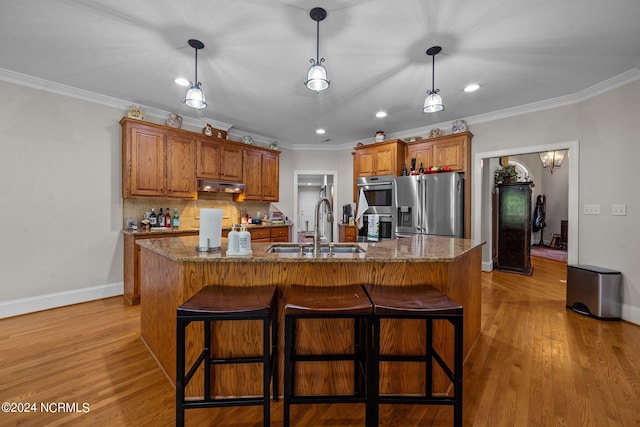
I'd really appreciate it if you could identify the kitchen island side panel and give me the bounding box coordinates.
[138,247,482,397]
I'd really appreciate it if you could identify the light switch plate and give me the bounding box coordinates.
[612,204,627,216]
[584,204,600,215]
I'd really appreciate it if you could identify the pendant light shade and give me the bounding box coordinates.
[305,7,330,92]
[423,46,444,113]
[183,39,207,109]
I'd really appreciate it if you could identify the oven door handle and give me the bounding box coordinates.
[356,181,394,187]
[365,213,393,217]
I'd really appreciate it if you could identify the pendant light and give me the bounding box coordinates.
[539,150,566,174]
[183,39,207,109]
[305,7,330,93]
[423,46,444,113]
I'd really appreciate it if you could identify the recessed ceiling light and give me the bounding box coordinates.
[464,84,480,93]
[174,77,190,87]
[376,111,387,118]
[316,128,326,135]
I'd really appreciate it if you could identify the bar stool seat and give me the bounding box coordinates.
[283,284,373,427]
[364,284,464,427]
[176,285,278,427]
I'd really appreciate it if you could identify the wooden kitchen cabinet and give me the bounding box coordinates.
[123,121,165,197]
[404,132,470,172]
[338,224,357,242]
[121,118,196,199]
[270,225,291,242]
[406,144,433,172]
[238,147,280,201]
[196,137,243,182]
[165,133,197,198]
[249,228,271,242]
[123,230,198,305]
[353,139,406,177]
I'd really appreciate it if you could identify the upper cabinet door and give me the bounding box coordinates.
[242,148,263,200]
[127,124,165,197]
[433,138,466,171]
[261,151,279,201]
[196,138,223,180]
[196,138,243,182]
[165,133,196,199]
[220,144,243,182]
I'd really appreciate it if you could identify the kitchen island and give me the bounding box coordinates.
[137,235,483,397]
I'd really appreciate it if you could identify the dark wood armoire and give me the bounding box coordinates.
[495,182,534,275]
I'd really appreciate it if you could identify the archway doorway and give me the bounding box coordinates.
[473,140,579,270]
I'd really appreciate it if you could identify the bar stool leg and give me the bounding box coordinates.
[271,304,278,403]
[283,315,294,427]
[204,321,211,401]
[453,318,464,427]
[176,318,187,427]
[261,316,270,426]
[368,316,380,427]
[425,318,433,398]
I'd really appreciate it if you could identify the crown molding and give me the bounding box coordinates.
[2,66,639,152]
[0,67,234,132]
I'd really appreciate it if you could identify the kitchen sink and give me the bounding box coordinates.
[266,243,365,255]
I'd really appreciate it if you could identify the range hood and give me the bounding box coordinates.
[197,180,245,193]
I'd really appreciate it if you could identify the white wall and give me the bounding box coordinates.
[471,79,640,323]
[0,81,124,316]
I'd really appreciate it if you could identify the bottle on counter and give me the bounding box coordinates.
[402,163,408,176]
[165,208,171,228]
[238,224,251,255]
[158,208,164,227]
[227,224,240,254]
[149,208,157,227]
[172,208,180,229]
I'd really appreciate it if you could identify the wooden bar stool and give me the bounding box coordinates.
[364,285,464,427]
[176,285,278,427]
[283,284,373,427]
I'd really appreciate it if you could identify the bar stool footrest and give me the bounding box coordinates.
[379,395,458,405]
[289,395,368,405]
[181,397,269,409]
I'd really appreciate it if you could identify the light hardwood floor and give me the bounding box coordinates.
[1,256,639,426]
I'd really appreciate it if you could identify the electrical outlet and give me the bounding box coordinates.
[584,204,600,215]
[612,204,627,216]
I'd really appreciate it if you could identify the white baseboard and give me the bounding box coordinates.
[622,303,640,326]
[482,260,493,272]
[0,282,123,319]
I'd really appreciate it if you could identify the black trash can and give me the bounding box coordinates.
[566,265,622,320]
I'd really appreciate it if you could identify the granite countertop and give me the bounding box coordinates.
[122,222,292,236]
[136,234,484,263]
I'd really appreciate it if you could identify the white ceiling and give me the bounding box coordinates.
[2,0,640,147]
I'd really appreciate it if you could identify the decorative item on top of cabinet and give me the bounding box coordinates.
[203,123,213,136]
[127,104,144,120]
[166,113,183,129]
[375,130,385,142]
[428,128,442,138]
[451,119,467,133]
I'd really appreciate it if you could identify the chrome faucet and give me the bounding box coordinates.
[314,197,334,255]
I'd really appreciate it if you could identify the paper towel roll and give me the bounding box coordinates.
[199,208,223,251]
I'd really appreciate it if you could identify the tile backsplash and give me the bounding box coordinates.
[123,193,271,230]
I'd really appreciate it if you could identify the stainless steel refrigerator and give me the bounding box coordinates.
[395,172,464,237]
